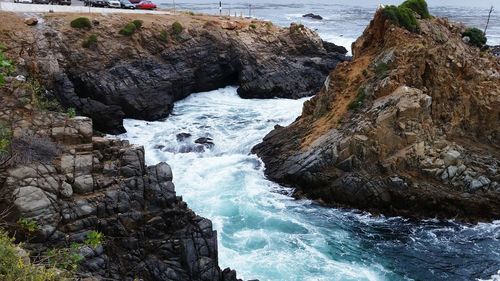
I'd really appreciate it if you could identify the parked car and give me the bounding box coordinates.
[105,0,120,8]
[14,0,33,3]
[84,0,106,7]
[135,0,155,9]
[119,0,135,9]
[34,0,50,4]
[128,0,139,4]
[51,0,71,5]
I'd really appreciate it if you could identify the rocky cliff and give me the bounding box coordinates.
[0,75,240,279]
[253,9,500,221]
[0,12,347,134]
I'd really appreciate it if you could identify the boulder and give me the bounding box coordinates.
[302,13,323,20]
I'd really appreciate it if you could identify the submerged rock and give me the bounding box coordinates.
[302,13,323,20]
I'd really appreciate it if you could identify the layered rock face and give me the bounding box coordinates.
[0,81,240,280]
[253,10,500,221]
[1,13,346,133]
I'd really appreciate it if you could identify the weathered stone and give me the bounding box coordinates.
[73,175,94,194]
[13,186,51,214]
[442,150,461,166]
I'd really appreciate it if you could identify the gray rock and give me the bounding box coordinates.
[13,186,51,214]
[73,175,94,194]
[447,165,458,179]
[469,179,483,191]
[442,150,460,166]
[60,182,73,198]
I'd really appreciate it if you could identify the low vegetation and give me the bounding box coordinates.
[28,80,62,112]
[0,49,14,86]
[82,34,98,48]
[374,62,389,79]
[159,30,169,43]
[0,123,11,154]
[348,87,367,110]
[172,21,183,35]
[67,107,76,118]
[249,24,256,29]
[0,231,61,281]
[382,0,431,32]
[132,19,143,29]
[17,218,39,233]
[70,17,92,29]
[462,27,487,48]
[119,22,137,36]
[400,0,430,19]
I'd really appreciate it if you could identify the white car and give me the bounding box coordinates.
[14,0,33,3]
[106,0,120,8]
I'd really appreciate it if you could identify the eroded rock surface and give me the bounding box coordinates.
[253,10,500,221]
[0,79,241,280]
[1,13,347,133]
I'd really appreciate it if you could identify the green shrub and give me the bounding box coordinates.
[172,21,183,35]
[132,19,143,29]
[0,231,61,280]
[0,123,11,153]
[119,22,137,36]
[348,87,367,110]
[28,80,62,112]
[17,218,39,233]
[249,24,256,29]
[375,62,389,79]
[84,231,104,249]
[47,243,84,271]
[0,50,14,86]
[400,0,430,19]
[383,5,419,32]
[82,34,97,48]
[187,11,195,16]
[70,17,91,29]
[159,30,169,43]
[67,107,76,118]
[463,27,487,48]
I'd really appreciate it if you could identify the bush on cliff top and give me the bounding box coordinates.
[383,5,419,32]
[132,19,143,29]
[70,17,91,29]
[463,27,487,48]
[172,21,183,35]
[82,34,98,48]
[400,0,430,19]
[119,22,137,36]
[382,0,431,32]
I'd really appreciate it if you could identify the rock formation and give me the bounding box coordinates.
[0,78,241,279]
[253,9,500,221]
[0,13,347,134]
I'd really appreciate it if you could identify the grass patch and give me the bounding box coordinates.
[119,22,137,36]
[348,87,367,110]
[462,27,487,48]
[70,17,91,29]
[0,50,15,87]
[374,62,389,80]
[82,34,97,48]
[172,21,183,35]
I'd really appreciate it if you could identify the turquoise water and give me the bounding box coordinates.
[120,87,500,281]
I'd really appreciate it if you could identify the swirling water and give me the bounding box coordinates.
[119,87,500,281]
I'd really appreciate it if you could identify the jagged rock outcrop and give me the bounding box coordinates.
[253,9,500,221]
[0,13,347,134]
[0,80,241,280]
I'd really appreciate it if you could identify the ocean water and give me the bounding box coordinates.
[157,0,500,52]
[119,87,500,281]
